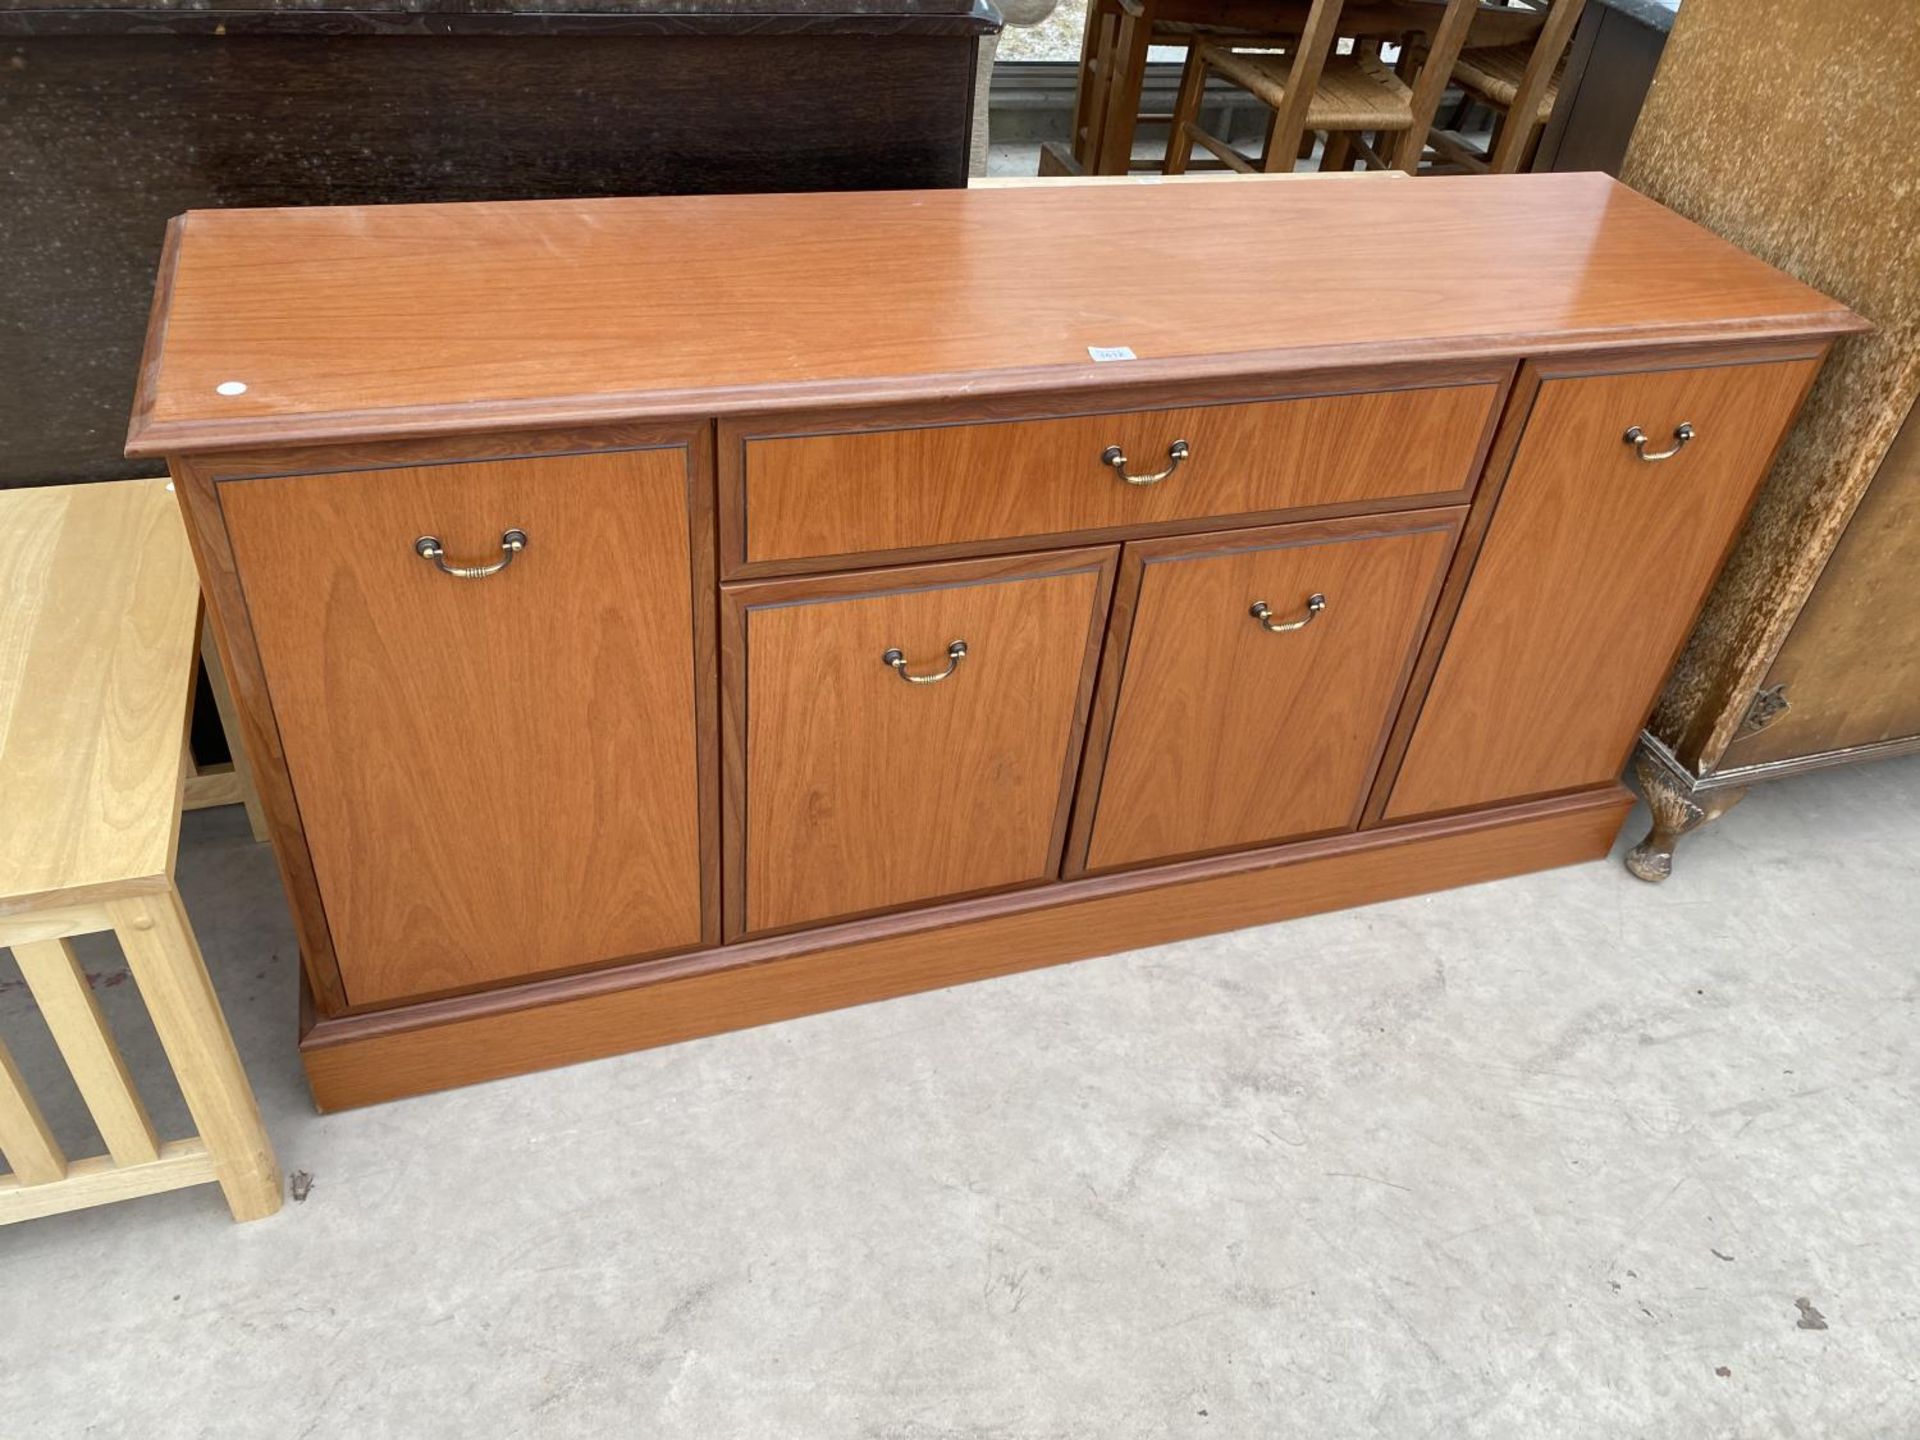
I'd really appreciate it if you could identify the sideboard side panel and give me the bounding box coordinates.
[174,455,350,1013]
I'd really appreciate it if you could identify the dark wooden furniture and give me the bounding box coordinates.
[1048,0,1545,176]
[0,0,997,490]
[1531,0,1675,175]
[1614,0,1920,879]
[129,175,1858,1109]
[1164,0,1479,175]
[1426,0,1588,174]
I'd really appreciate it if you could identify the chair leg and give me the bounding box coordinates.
[1163,46,1211,175]
[1095,4,1153,174]
[1070,0,1114,168]
[1321,131,1354,172]
[1491,108,1541,174]
[107,885,281,1222]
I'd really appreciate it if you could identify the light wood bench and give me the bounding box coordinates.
[0,479,280,1224]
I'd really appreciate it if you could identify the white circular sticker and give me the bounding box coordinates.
[216,380,248,396]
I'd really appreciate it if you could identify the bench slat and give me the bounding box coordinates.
[13,936,162,1168]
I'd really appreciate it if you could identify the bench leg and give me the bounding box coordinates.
[199,616,270,843]
[106,886,281,1222]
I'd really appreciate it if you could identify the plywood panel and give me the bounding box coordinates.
[1727,400,1920,764]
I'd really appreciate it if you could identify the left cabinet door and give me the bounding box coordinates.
[221,447,709,1006]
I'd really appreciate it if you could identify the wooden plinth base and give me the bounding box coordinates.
[301,787,1632,1110]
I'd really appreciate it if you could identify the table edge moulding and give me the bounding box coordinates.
[129,174,1864,1110]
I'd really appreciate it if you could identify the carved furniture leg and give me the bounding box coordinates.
[1626,754,1747,883]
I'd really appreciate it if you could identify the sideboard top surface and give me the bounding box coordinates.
[127,173,1863,457]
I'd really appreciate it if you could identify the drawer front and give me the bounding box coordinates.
[726,549,1115,936]
[1080,514,1459,873]
[733,380,1500,570]
[1386,354,1823,820]
[222,447,707,1006]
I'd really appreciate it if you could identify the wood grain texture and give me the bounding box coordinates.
[196,615,270,843]
[1626,0,1919,774]
[740,382,1496,566]
[126,174,1862,457]
[11,936,161,1168]
[1726,399,1920,766]
[0,480,197,913]
[1386,353,1822,820]
[726,550,1115,935]
[219,446,707,1006]
[716,359,1511,578]
[0,1034,66,1185]
[107,887,281,1221]
[300,786,1634,1110]
[0,1139,217,1226]
[1084,514,1459,871]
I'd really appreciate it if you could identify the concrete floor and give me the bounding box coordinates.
[3,757,1918,1437]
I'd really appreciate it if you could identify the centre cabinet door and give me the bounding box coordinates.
[219,444,711,1008]
[1072,513,1460,873]
[724,549,1117,936]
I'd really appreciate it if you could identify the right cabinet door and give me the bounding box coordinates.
[1080,512,1460,873]
[1385,353,1823,822]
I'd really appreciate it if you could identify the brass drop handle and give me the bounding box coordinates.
[414,528,528,579]
[1250,593,1326,634]
[1623,422,1694,462]
[1101,438,1190,486]
[882,639,967,685]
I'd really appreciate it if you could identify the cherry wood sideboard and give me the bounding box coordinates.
[127,175,1861,1109]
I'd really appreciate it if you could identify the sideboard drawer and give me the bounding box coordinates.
[221,446,708,1006]
[731,379,1501,571]
[724,549,1115,936]
[1077,513,1459,873]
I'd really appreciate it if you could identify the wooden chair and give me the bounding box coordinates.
[1165,0,1480,175]
[1425,0,1588,173]
[1051,0,1552,177]
[0,479,280,1225]
[1053,0,1304,176]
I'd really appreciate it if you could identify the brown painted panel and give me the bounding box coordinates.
[1086,516,1459,871]
[733,550,1113,935]
[1386,355,1822,819]
[221,447,705,1006]
[741,383,1496,564]
[1726,399,1920,766]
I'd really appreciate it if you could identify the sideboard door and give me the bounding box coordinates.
[220,446,706,1006]
[727,550,1114,937]
[1080,514,1458,872]
[1385,354,1822,821]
